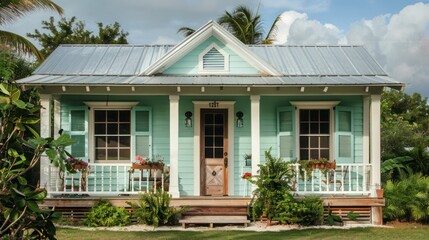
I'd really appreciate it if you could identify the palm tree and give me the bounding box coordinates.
[177,5,280,45]
[0,0,63,61]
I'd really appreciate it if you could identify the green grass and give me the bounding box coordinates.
[57,223,429,240]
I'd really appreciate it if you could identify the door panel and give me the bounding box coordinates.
[201,109,228,196]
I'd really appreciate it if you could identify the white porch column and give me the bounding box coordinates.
[169,95,180,198]
[53,98,61,138]
[250,96,260,184]
[39,95,52,191]
[369,95,381,193]
[370,94,383,225]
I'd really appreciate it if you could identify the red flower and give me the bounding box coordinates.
[241,172,252,179]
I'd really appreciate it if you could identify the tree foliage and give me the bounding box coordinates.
[0,80,75,239]
[27,16,129,58]
[381,90,429,162]
[0,0,63,61]
[0,52,36,81]
[178,5,280,45]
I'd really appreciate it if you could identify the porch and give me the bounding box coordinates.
[43,162,372,197]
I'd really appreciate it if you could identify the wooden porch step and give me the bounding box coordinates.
[179,215,250,228]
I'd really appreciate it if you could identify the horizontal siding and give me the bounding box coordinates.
[164,36,258,75]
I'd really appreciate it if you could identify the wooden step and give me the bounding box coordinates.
[179,215,250,228]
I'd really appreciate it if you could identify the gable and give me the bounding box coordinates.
[163,36,259,75]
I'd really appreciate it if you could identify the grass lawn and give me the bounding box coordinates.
[56,223,428,240]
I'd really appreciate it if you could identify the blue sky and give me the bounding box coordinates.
[3,0,429,96]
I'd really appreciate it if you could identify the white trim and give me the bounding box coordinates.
[53,98,61,139]
[84,101,139,108]
[250,96,260,191]
[169,95,180,198]
[291,101,340,161]
[143,21,280,76]
[193,101,235,196]
[198,43,229,74]
[290,101,341,108]
[370,95,381,196]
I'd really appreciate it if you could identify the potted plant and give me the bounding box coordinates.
[375,184,384,199]
[243,153,252,167]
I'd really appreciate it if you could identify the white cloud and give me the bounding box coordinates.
[262,0,331,13]
[274,3,429,96]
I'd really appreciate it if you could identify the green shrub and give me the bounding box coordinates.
[248,149,295,222]
[384,173,429,223]
[83,199,130,227]
[128,190,187,227]
[274,195,323,226]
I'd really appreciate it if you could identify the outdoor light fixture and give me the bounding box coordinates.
[185,111,193,127]
[236,111,244,128]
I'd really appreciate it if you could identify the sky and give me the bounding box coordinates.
[3,0,429,97]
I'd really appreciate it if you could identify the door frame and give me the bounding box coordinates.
[200,109,228,196]
[192,101,235,196]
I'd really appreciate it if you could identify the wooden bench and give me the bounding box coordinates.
[179,215,250,228]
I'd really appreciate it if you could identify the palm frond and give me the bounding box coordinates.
[177,27,195,38]
[264,15,281,44]
[0,30,43,61]
[0,0,63,24]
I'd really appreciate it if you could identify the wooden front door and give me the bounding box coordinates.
[201,109,228,196]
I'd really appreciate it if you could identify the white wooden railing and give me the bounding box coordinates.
[45,163,166,196]
[241,163,372,197]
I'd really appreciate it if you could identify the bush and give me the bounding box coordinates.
[384,173,429,223]
[83,199,130,227]
[274,195,323,226]
[248,149,295,222]
[128,190,187,227]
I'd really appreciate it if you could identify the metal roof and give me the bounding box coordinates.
[19,44,402,88]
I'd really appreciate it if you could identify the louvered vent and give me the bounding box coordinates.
[203,47,225,70]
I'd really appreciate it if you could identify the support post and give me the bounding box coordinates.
[250,95,260,191]
[370,94,382,225]
[169,95,180,198]
[39,95,52,192]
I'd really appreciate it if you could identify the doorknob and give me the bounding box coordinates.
[224,152,228,156]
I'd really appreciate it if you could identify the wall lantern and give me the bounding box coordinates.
[185,111,193,127]
[236,111,244,128]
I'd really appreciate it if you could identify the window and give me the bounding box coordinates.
[199,43,229,73]
[299,109,330,160]
[94,110,131,161]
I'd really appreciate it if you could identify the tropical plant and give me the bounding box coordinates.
[248,149,295,223]
[384,173,429,223]
[27,16,129,58]
[128,190,187,227]
[177,5,280,45]
[0,0,63,61]
[0,81,75,239]
[83,199,130,227]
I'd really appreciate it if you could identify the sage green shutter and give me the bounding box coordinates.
[277,106,296,160]
[67,106,89,161]
[132,106,152,159]
[335,106,354,162]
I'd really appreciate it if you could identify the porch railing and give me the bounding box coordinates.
[291,163,371,195]
[45,163,166,196]
[242,163,372,196]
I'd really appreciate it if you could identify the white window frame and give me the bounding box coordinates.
[84,102,139,163]
[198,43,229,74]
[290,101,340,161]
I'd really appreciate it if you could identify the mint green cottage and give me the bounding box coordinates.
[18,21,403,224]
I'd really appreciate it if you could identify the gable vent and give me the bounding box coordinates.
[203,47,225,70]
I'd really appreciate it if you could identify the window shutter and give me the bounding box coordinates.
[132,106,152,159]
[335,106,354,162]
[203,47,225,70]
[277,106,296,160]
[66,106,89,161]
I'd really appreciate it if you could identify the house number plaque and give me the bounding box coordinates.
[209,101,219,108]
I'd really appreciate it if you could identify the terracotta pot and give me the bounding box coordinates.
[376,189,384,199]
